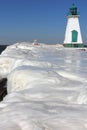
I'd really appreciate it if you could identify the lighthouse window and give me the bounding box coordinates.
[70,8,77,15]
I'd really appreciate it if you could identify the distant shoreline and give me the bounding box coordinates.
[0,44,87,54]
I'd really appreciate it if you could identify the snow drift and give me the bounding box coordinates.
[0,42,87,130]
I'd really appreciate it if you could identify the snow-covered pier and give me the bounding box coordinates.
[0,42,86,130]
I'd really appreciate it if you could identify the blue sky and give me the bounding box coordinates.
[0,0,86,44]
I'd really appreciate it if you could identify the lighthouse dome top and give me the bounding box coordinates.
[71,4,76,9]
[68,4,79,16]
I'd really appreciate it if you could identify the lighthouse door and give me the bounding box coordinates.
[72,30,78,42]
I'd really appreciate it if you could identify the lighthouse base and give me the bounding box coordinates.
[63,44,84,48]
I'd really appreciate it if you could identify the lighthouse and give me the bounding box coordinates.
[63,4,83,47]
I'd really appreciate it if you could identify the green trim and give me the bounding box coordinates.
[63,44,84,48]
[68,4,79,16]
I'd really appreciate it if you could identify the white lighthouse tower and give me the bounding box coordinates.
[63,4,83,47]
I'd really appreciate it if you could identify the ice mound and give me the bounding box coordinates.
[0,42,86,129]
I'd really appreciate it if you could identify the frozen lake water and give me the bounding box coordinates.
[0,42,87,130]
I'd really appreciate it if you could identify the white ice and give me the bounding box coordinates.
[0,42,87,129]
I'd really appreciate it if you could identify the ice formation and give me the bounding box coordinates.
[0,42,87,129]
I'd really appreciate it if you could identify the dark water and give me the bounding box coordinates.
[0,78,7,101]
[0,45,8,101]
[0,45,8,54]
